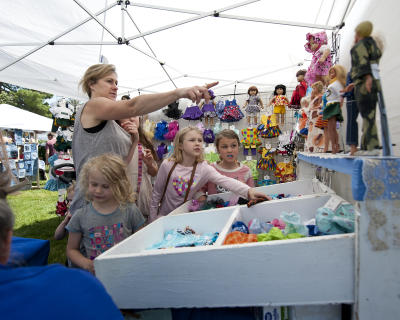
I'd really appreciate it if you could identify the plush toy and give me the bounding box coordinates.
[304,31,332,86]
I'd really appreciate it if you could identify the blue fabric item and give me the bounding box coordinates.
[155,120,168,140]
[0,264,123,320]
[148,229,219,249]
[344,72,358,146]
[8,237,50,267]
[231,221,249,234]
[43,178,68,191]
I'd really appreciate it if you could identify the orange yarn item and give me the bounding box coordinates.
[223,231,258,245]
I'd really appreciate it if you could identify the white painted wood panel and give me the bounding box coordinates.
[95,195,355,309]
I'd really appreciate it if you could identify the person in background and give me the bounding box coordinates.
[70,63,217,215]
[119,116,158,221]
[66,154,144,274]
[45,132,56,165]
[149,127,269,221]
[0,150,123,320]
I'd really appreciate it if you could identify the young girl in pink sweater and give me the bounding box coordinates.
[149,127,268,221]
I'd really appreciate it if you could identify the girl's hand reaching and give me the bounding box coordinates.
[247,188,272,201]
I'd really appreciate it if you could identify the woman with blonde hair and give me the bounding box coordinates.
[70,63,217,215]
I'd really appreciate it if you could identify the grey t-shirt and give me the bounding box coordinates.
[66,202,145,260]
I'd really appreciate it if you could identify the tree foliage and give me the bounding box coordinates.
[0,82,53,118]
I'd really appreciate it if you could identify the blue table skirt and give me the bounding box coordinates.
[8,236,50,267]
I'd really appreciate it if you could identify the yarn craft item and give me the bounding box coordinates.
[203,129,215,143]
[182,105,203,120]
[143,119,155,140]
[164,121,179,141]
[223,231,258,245]
[155,120,168,140]
[156,143,168,160]
[163,101,182,120]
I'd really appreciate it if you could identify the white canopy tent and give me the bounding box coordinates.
[0,104,52,132]
[0,0,399,154]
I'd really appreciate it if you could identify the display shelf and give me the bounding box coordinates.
[95,194,355,309]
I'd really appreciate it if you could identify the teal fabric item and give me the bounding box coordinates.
[281,211,308,236]
[316,204,355,235]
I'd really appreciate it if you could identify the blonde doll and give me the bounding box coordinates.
[323,65,346,154]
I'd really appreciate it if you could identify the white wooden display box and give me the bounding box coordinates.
[169,178,335,216]
[95,194,355,309]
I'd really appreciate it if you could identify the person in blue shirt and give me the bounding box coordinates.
[0,163,123,320]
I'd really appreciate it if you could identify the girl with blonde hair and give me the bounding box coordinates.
[66,153,144,274]
[150,127,269,221]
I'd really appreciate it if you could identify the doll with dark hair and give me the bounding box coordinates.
[198,90,217,127]
[243,86,264,126]
[269,84,289,125]
[289,69,308,109]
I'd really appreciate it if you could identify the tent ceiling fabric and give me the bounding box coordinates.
[0,0,350,99]
[0,104,53,132]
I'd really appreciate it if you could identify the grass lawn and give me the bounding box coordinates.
[8,187,67,265]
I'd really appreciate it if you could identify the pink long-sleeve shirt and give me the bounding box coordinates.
[150,160,250,221]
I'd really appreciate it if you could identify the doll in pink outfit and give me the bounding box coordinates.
[304,31,332,87]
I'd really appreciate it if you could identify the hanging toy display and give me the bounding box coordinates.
[199,89,217,127]
[163,100,182,120]
[220,99,244,122]
[270,84,289,125]
[240,127,261,156]
[203,128,215,144]
[164,121,179,141]
[181,104,203,120]
[155,120,168,140]
[157,143,168,160]
[258,114,281,138]
[243,86,264,126]
[304,31,332,87]
[289,69,308,109]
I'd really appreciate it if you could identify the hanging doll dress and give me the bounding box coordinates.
[258,114,281,138]
[182,105,203,120]
[245,95,262,114]
[221,99,244,122]
[201,102,217,118]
